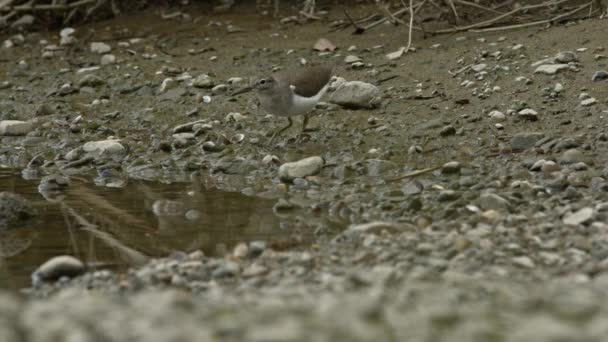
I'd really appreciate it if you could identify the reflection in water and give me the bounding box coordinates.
[0,169,307,289]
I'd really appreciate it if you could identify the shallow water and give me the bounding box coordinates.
[0,168,304,290]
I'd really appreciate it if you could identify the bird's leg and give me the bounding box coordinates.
[269,117,293,143]
[301,113,310,133]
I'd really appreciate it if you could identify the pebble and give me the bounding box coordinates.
[82,139,126,157]
[534,64,569,75]
[480,193,510,211]
[211,84,228,95]
[592,70,608,81]
[441,161,461,174]
[488,110,505,121]
[471,64,487,72]
[558,149,586,165]
[437,190,460,202]
[580,98,597,107]
[347,221,403,235]
[511,132,545,151]
[440,125,456,136]
[329,81,381,109]
[0,120,32,136]
[518,108,538,121]
[344,55,362,64]
[278,156,324,182]
[0,191,35,227]
[90,42,112,54]
[100,54,116,65]
[78,74,105,87]
[554,83,564,92]
[555,51,578,63]
[249,241,267,257]
[32,255,85,284]
[192,74,214,88]
[512,256,535,268]
[563,207,594,225]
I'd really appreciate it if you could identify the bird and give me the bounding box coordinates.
[233,65,333,143]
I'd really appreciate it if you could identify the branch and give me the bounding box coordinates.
[429,0,575,34]
[469,2,592,33]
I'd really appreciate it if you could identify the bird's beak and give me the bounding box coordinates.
[231,86,253,96]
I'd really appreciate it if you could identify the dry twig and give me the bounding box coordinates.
[469,2,593,33]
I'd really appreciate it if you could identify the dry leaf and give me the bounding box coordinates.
[386,47,406,60]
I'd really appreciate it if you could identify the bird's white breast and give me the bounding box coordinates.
[287,84,328,115]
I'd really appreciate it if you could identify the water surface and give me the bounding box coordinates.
[0,169,304,289]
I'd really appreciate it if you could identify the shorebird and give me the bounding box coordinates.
[233,65,333,143]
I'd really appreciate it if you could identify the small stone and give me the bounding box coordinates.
[534,64,569,75]
[32,255,85,283]
[440,125,456,136]
[408,145,422,154]
[347,221,404,234]
[437,190,460,202]
[541,160,560,173]
[100,54,116,65]
[233,243,249,259]
[554,83,564,92]
[441,161,461,174]
[559,149,585,165]
[82,139,126,157]
[555,51,578,63]
[471,63,487,72]
[512,256,535,268]
[581,98,597,107]
[78,74,105,87]
[329,81,380,109]
[211,84,228,95]
[480,193,510,211]
[90,42,112,54]
[563,207,594,225]
[0,192,35,227]
[344,55,362,64]
[278,156,324,182]
[313,38,336,52]
[592,70,608,81]
[211,261,240,278]
[192,74,214,88]
[488,110,505,121]
[518,108,538,121]
[0,120,32,136]
[249,241,266,257]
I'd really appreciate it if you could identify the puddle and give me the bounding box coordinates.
[0,169,309,290]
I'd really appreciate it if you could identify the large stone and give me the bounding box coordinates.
[0,120,32,136]
[329,81,380,109]
[278,156,324,182]
[32,255,85,283]
[511,132,544,151]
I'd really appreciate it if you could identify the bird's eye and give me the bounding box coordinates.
[260,79,266,85]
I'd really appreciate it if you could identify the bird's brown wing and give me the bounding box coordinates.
[274,65,333,98]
